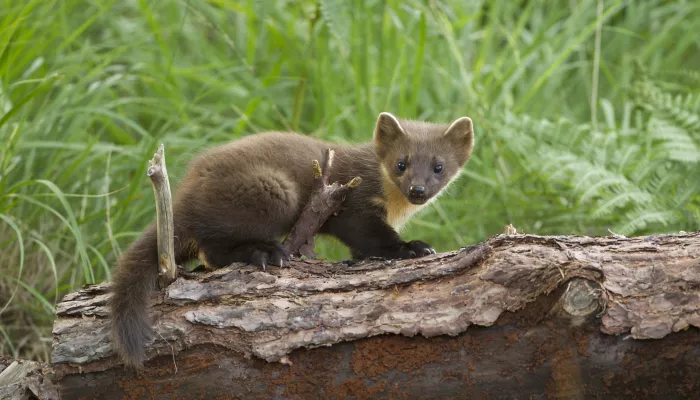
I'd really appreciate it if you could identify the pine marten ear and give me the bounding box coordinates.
[443,116,475,164]
[373,112,406,157]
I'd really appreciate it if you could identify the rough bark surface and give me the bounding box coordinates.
[48,231,700,397]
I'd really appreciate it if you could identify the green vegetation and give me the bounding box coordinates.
[1,0,698,361]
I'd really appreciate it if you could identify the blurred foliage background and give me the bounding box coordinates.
[0,0,699,361]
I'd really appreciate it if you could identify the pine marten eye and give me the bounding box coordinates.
[434,164,443,173]
[396,160,406,172]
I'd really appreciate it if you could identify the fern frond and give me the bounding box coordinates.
[493,86,699,236]
[648,117,700,163]
[617,208,680,236]
[592,189,653,219]
[634,79,700,135]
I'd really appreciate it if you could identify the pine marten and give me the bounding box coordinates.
[109,112,475,368]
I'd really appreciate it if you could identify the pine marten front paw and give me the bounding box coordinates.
[408,240,437,257]
[395,240,436,259]
[247,241,289,270]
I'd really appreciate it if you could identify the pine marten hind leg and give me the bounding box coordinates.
[189,170,299,270]
[198,239,288,270]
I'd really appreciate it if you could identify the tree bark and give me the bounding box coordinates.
[49,231,700,399]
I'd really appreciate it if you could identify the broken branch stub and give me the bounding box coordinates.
[147,144,177,285]
[0,359,59,400]
[282,148,362,259]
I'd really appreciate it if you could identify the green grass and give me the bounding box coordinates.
[1,0,699,361]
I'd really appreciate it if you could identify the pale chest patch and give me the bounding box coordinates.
[386,189,424,231]
[375,179,427,232]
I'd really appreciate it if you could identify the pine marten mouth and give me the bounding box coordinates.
[407,195,429,205]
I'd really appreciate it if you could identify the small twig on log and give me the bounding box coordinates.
[147,144,177,285]
[282,149,362,259]
[502,224,518,235]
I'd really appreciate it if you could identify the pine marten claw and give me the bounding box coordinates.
[406,240,434,257]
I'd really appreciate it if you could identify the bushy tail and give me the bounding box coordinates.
[108,223,162,368]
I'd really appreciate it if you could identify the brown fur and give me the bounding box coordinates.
[108,112,475,368]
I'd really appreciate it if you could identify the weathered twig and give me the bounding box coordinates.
[147,144,177,285]
[282,149,362,258]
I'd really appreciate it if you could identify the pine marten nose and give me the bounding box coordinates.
[409,185,425,196]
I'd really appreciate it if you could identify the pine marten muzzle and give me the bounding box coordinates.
[109,112,475,368]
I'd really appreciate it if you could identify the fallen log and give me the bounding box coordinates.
[50,231,700,399]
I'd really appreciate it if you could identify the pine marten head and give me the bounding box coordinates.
[373,112,475,205]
